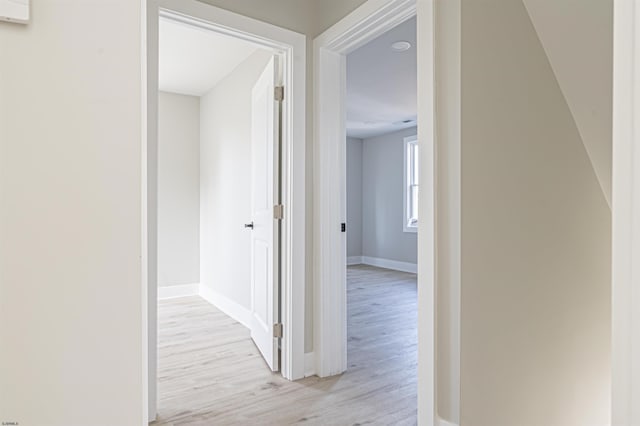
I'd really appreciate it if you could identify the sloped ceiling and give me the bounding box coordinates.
[522,0,613,207]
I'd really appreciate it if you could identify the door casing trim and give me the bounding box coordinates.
[312,1,441,425]
[144,0,306,420]
[612,0,640,423]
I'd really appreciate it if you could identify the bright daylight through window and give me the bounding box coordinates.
[404,135,418,232]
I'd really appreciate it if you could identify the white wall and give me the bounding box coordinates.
[346,137,363,257]
[200,50,272,311]
[459,0,611,425]
[0,0,395,422]
[522,0,613,206]
[311,0,369,36]
[0,1,144,425]
[434,0,462,421]
[361,127,418,265]
[158,91,200,288]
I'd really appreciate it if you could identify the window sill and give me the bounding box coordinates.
[403,225,418,234]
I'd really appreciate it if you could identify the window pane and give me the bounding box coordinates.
[412,144,419,184]
[410,185,419,221]
[404,138,419,230]
[408,143,416,185]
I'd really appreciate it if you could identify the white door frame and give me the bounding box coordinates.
[312,0,640,425]
[612,0,640,424]
[144,0,307,420]
[313,0,440,424]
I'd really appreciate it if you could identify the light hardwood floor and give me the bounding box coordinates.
[152,265,417,426]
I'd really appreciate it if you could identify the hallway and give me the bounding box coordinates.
[152,265,417,425]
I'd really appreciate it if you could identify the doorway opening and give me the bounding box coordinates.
[145,0,306,421]
[154,15,282,423]
[344,15,419,422]
[313,0,441,424]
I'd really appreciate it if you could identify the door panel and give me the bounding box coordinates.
[250,55,280,371]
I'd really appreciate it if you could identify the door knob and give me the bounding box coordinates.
[244,222,254,229]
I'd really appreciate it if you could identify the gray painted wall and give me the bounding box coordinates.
[158,91,200,288]
[197,0,367,37]
[357,127,418,264]
[347,137,363,257]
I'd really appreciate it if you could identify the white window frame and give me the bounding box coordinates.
[404,134,419,233]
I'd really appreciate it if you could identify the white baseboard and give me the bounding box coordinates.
[361,256,417,274]
[158,283,199,300]
[304,352,316,377]
[437,418,458,426]
[199,285,252,330]
[347,256,363,265]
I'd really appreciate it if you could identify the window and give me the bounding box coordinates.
[404,135,419,233]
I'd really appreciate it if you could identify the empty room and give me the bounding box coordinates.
[345,15,419,421]
[155,16,287,423]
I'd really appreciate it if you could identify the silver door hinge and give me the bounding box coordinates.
[274,86,284,102]
[273,323,283,338]
[274,204,284,220]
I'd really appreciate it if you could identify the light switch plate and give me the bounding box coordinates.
[0,0,29,24]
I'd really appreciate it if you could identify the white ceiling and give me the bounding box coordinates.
[346,16,417,139]
[159,18,260,97]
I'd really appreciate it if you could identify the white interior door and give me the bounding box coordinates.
[249,55,281,371]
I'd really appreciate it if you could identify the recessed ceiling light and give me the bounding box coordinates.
[391,41,412,52]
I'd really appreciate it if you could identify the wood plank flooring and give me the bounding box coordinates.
[152,265,417,426]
